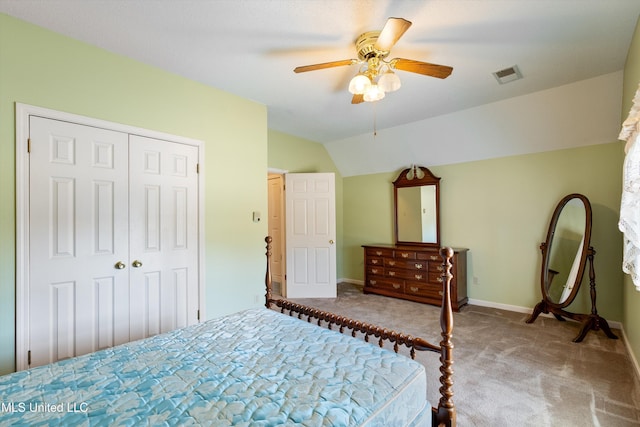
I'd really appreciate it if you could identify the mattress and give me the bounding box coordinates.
[0,308,429,426]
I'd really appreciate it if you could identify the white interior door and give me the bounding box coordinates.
[285,173,336,298]
[29,117,131,367]
[128,135,200,341]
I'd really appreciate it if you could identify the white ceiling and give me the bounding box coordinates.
[1,0,639,151]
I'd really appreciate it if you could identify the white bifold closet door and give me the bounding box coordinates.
[28,117,199,368]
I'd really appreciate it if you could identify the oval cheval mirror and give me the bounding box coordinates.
[526,193,618,342]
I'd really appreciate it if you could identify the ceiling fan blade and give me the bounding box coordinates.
[351,94,364,104]
[391,58,453,79]
[374,17,412,52]
[294,59,355,73]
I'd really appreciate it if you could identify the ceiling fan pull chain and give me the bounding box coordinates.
[373,102,377,138]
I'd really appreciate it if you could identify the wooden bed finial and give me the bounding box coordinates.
[435,246,456,427]
[265,236,273,309]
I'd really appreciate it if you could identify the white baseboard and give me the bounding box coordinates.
[339,278,363,286]
[467,298,535,315]
[620,326,640,382]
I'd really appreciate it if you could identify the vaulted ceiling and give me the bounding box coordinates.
[1,0,639,175]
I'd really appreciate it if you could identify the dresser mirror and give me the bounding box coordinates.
[526,193,618,342]
[393,165,440,247]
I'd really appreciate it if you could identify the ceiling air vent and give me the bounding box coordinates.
[493,65,522,84]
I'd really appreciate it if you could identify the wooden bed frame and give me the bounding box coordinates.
[263,237,456,427]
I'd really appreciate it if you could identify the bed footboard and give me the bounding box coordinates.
[264,236,456,427]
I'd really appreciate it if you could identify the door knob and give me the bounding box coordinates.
[132,260,143,268]
[329,240,334,244]
[114,261,126,270]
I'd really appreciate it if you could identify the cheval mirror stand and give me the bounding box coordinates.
[526,193,618,343]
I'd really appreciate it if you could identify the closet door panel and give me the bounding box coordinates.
[128,135,199,340]
[28,117,130,367]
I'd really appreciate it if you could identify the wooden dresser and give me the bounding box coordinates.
[362,244,468,311]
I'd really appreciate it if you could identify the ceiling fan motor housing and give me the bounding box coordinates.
[355,31,390,60]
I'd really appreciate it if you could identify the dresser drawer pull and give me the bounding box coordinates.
[437,277,443,283]
[437,266,443,271]
[369,280,377,285]
[439,291,443,296]
[389,271,396,276]
[388,260,396,266]
[400,252,410,258]
[410,286,419,293]
[430,255,439,260]
[376,251,383,256]
[415,263,423,269]
[414,274,423,280]
[392,284,401,289]
[371,259,379,264]
[371,268,379,274]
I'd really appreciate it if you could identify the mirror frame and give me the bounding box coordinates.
[540,193,592,309]
[393,166,441,247]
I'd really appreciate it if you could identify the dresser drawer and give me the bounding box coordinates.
[387,268,427,282]
[366,265,385,276]
[410,271,428,282]
[417,252,441,262]
[429,262,445,274]
[367,257,384,266]
[411,260,428,271]
[385,258,427,270]
[394,250,416,260]
[384,258,405,268]
[405,282,443,299]
[366,247,394,258]
[366,277,404,293]
[428,272,445,284]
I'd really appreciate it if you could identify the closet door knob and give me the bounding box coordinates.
[132,260,143,268]
[114,261,126,270]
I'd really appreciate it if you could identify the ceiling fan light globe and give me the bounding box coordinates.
[348,74,372,95]
[378,71,401,92]
[363,84,385,102]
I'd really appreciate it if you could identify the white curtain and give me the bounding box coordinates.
[619,82,640,291]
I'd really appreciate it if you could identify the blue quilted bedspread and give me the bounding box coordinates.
[0,308,429,426]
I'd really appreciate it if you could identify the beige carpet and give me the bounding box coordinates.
[283,282,640,426]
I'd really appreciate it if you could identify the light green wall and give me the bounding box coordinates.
[0,14,268,375]
[344,142,623,321]
[343,172,396,281]
[267,129,344,279]
[622,16,640,371]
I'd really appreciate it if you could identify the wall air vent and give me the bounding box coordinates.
[493,65,522,84]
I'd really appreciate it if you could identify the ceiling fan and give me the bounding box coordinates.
[294,17,453,104]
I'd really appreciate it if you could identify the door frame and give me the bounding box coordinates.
[15,103,205,371]
[267,169,287,295]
